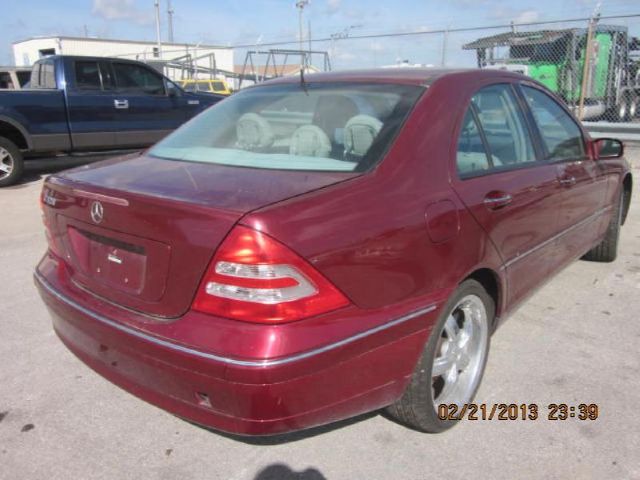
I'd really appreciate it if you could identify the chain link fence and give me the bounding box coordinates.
[237,13,640,132]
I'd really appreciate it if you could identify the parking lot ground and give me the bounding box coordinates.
[1,149,640,480]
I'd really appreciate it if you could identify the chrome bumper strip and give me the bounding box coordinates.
[34,272,436,368]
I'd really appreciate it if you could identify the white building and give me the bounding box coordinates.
[12,36,234,82]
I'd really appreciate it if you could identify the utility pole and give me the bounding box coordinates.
[167,0,174,43]
[154,0,162,57]
[441,26,449,67]
[295,0,310,68]
[578,3,601,120]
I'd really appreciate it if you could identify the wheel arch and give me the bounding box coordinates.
[622,173,632,226]
[0,116,31,150]
[463,267,503,329]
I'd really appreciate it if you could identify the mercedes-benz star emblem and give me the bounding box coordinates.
[90,201,104,224]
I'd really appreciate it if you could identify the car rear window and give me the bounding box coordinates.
[150,82,423,172]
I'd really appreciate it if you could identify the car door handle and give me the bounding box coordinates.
[114,99,129,109]
[558,176,576,187]
[483,191,513,210]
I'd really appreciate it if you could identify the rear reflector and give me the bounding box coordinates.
[192,226,349,323]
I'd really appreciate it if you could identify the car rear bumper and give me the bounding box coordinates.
[35,253,443,436]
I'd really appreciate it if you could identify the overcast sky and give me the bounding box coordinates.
[2,0,639,68]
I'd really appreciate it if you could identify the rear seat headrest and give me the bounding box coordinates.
[344,114,383,157]
[289,125,332,158]
[236,113,274,150]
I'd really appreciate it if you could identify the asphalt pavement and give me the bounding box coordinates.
[1,149,639,480]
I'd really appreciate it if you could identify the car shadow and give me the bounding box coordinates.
[189,410,379,446]
[253,463,327,480]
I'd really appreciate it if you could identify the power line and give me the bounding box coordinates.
[229,13,640,49]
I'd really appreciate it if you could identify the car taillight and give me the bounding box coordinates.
[40,187,61,257]
[192,225,350,323]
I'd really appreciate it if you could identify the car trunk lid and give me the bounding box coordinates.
[43,153,355,318]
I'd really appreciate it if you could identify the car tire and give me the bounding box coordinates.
[630,95,638,119]
[612,94,632,122]
[386,279,493,433]
[583,190,623,263]
[0,137,24,187]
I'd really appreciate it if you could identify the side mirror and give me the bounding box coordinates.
[165,79,181,98]
[594,138,624,160]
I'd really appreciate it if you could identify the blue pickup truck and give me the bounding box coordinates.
[0,55,223,186]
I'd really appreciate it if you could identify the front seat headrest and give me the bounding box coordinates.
[236,113,274,150]
[344,114,383,157]
[289,125,332,158]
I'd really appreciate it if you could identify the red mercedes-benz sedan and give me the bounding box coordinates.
[35,68,632,435]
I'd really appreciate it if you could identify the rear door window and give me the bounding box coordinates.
[99,62,115,90]
[41,61,57,89]
[113,63,165,95]
[456,109,491,176]
[471,84,536,169]
[520,86,585,161]
[31,61,57,89]
[75,61,102,90]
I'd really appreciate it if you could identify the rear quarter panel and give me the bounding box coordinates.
[242,74,506,315]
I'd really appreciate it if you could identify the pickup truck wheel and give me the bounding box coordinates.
[582,189,623,263]
[386,279,492,433]
[0,137,24,187]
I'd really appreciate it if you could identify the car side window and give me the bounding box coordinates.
[521,86,585,161]
[75,61,102,90]
[99,62,115,90]
[41,61,57,89]
[113,63,165,95]
[472,84,536,168]
[456,109,491,175]
[30,63,41,88]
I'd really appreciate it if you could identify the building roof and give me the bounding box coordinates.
[13,35,231,49]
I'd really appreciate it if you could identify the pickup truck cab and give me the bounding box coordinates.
[0,55,223,186]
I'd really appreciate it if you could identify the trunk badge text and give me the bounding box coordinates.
[107,253,123,265]
[90,201,104,224]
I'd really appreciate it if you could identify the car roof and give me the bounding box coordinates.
[262,67,529,87]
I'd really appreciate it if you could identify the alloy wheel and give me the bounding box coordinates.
[0,147,14,181]
[431,294,489,409]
